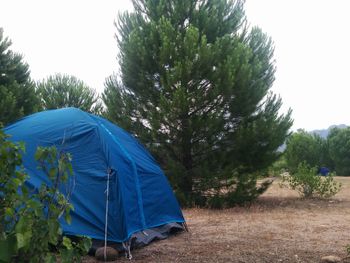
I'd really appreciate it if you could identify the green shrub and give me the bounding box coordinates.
[0,130,91,263]
[207,195,224,209]
[225,175,272,206]
[268,156,288,177]
[174,190,188,207]
[192,193,207,208]
[203,175,273,208]
[346,244,350,255]
[280,162,341,198]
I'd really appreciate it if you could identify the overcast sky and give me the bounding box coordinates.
[0,0,349,131]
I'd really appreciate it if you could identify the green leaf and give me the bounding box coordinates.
[44,254,56,263]
[21,184,29,197]
[59,248,74,263]
[0,235,17,262]
[16,233,24,249]
[48,219,60,245]
[12,178,22,188]
[27,199,40,209]
[18,141,26,152]
[81,237,92,252]
[65,212,72,225]
[62,237,73,250]
[4,207,14,218]
[49,167,57,179]
[15,216,27,233]
[67,163,73,175]
[34,147,44,161]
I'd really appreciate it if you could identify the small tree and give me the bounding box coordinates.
[0,28,39,125]
[280,162,341,198]
[0,130,91,263]
[37,74,103,114]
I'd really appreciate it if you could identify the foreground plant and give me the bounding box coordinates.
[280,162,341,198]
[0,130,91,263]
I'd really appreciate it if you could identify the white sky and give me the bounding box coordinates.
[0,0,349,131]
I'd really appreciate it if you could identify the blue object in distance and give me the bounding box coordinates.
[318,167,330,176]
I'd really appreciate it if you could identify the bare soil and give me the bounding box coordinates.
[84,177,350,263]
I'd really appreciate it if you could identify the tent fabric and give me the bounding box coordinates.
[4,107,185,242]
[89,222,184,254]
[318,167,330,176]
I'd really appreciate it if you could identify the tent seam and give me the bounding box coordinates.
[97,121,146,229]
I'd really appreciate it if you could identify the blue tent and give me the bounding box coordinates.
[4,108,184,243]
[318,167,330,176]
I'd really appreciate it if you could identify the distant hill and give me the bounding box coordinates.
[311,124,348,138]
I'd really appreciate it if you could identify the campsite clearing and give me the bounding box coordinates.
[84,177,350,263]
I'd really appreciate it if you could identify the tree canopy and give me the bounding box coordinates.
[103,0,293,206]
[37,74,103,114]
[0,28,39,125]
[285,130,331,173]
[285,127,350,176]
[328,127,350,176]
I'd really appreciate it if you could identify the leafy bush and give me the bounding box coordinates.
[174,190,188,208]
[346,244,350,256]
[285,130,331,174]
[0,130,91,263]
[225,176,273,206]
[207,195,224,209]
[280,162,341,198]
[205,174,273,208]
[268,156,288,177]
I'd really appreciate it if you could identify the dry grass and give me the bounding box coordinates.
[84,177,350,263]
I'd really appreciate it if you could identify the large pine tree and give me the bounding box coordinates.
[103,0,293,206]
[0,28,38,125]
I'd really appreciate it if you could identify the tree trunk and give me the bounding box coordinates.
[180,117,193,199]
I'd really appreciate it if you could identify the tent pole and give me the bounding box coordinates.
[104,168,111,261]
[183,222,189,232]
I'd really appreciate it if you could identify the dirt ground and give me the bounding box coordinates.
[84,177,350,263]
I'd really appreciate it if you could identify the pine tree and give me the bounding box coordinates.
[0,28,39,125]
[37,74,103,114]
[103,0,293,206]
